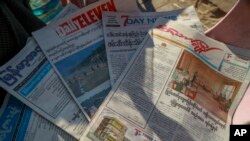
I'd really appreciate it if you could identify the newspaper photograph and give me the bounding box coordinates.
[102,6,204,85]
[0,94,77,141]
[169,50,246,122]
[81,18,250,141]
[0,39,88,140]
[32,0,140,118]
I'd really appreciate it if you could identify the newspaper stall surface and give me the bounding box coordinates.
[0,39,88,140]
[0,94,77,141]
[81,18,250,141]
[33,0,140,118]
[102,6,204,85]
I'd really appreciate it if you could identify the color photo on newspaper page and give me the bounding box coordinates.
[55,40,111,116]
[168,50,243,123]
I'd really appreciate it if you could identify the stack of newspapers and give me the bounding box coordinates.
[1,0,250,141]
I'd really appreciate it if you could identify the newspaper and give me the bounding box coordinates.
[0,6,85,141]
[230,40,250,124]
[102,6,204,85]
[227,45,250,60]
[32,0,140,118]
[0,94,77,141]
[81,18,250,141]
[0,38,88,140]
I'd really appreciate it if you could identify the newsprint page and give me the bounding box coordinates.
[0,39,88,140]
[0,94,77,141]
[0,6,84,141]
[33,0,139,118]
[82,18,250,141]
[102,6,204,86]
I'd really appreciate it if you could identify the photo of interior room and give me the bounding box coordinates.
[169,51,242,122]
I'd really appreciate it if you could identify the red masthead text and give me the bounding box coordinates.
[56,0,117,37]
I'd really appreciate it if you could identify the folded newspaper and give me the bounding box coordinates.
[0,38,88,140]
[0,5,84,141]
[32,0,140,118]
[102,6,204,86]
[0,94,77,141]
[80,18,250,141]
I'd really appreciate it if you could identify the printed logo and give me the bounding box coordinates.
[0,47,41,86]
[157,25,223,54]
[230,125,250,141]
[121,15,147,26]
[55,0,117,37]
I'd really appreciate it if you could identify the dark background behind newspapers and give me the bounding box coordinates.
[0,0,45,96]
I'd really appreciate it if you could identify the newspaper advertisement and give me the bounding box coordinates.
[102,6,204,85]
[0,39,88,140]
[81,18,250,141]
[32,0,140,118]
[0,94,77,141]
